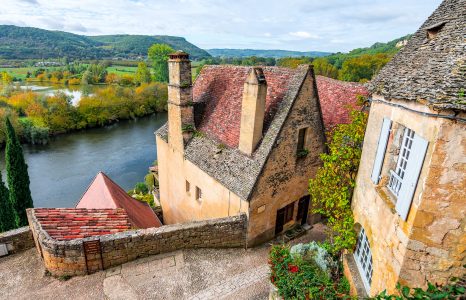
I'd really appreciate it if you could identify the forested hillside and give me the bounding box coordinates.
[207,49,331,58]
[0,25,210,60]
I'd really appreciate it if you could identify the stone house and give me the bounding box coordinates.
[346,0,465,296]
[156,52,331,246]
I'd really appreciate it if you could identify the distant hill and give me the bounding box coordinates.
[0,25,211,60]
[207,48,331,58]
[325,35,412,68]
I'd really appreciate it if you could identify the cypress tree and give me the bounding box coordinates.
[0,171,16,232]
[5,118,33,226]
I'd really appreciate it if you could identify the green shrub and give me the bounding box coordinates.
[372,279,465,300]
[134,182,148,194]
[269,243,351,300]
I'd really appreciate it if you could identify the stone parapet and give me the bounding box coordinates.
[0,226,35,256]
[27,208,247,277]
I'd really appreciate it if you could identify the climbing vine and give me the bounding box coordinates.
[309,107,368,253]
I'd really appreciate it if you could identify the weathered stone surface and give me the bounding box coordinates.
[27,208,247,277]
[0,226,35,255]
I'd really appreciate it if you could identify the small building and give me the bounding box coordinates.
[76,172,162,229]
[347,0,465,296]
[156,52,366,246]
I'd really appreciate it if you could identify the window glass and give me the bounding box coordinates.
[354,228,373,292]
[297,128,307,152]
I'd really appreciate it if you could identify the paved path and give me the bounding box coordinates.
[0,223,327,300]
[188,265,269,300]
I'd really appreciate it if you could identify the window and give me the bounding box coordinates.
[388,128,414,197]
[387,127,428,220]
[354,228,373,293]
[297,127,307,152]
[284,202,294,223]
[426,22,445,39]
[185,180,190,193]
[195,186,202,200]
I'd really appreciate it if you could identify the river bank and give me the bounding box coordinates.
[0,82,168,146]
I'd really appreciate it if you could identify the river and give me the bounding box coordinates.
[0,113,167,208]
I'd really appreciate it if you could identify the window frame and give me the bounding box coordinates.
[354,228,373,293]
[195,186,202,201]
[284,202,294,223]
[388,128,414,199]
[185,180,190,193]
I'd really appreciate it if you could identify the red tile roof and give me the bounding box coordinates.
[316,75,369,130]
[193,65,297,148]
[76,172,162,229]
[34,208,131,240]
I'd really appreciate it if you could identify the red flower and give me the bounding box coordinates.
[288,265,299,273]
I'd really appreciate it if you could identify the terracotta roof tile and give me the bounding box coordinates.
[33,208,131,241]
[76,172,162,229]
[193,65,297,148]
[316,75,369,130]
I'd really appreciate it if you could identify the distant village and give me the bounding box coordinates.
[0,0,465,299]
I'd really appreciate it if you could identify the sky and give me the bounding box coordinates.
[1,0,443,52]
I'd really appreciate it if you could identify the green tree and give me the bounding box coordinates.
[312,58,339,79]
[0,171,16,232]
[309,108,368,253]
[339,53,391,82]
[5,118,34,226]
[134,62,151,85]
[148,44,174,83]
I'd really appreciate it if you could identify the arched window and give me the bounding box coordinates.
[354,228,373,292]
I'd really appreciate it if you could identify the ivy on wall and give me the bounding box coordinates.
[309,106,368,253]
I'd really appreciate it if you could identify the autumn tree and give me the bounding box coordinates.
[0,170,16,232]
[338,53,391,82]
[148,44,174,83]
[134,62,152,85]
[312,57,339,79]
[5,118,34,226]
[276,57,312,69]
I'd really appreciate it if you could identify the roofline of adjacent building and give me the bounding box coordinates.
[369,97,466,123]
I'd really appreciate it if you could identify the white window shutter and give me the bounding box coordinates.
[395,133,428,220]
[371,118,392,184]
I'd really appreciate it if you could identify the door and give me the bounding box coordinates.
[297,196,310,225]
[275,207,286,235]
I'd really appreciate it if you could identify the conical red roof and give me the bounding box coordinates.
[76,172,161,229]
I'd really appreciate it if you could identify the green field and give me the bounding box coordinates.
[106,66,138,76]
[0,66,61,80]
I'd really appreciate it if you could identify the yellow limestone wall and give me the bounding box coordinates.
[247,71,326,246]
[351,95,465,296]
[157,136,249,224]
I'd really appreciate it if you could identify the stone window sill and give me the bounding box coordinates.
[374,186,397,214]
[343,252,368,298]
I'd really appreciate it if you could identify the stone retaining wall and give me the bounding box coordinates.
[27,209,247,276]
[0,226,35,256]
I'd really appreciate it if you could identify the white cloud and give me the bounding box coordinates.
[289,31,319,39]
[0,0,444,52]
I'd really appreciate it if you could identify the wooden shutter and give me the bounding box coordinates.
[371,118,392,184]
[395,133,428,221]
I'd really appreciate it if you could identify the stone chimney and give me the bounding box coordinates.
[239,67,267,155]
[167,51,194,153]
